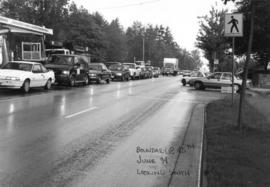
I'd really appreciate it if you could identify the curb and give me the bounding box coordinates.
[200,104,208,187]
[169,104,205,187]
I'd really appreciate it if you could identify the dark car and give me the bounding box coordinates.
[108,64,130,81]
[152,67,161,78]
[145,66,154,78]
[88,63,111,84]
[139,67,151,79]
[45,54,90,86]
[182,70,192,77]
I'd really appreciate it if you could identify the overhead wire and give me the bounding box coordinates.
[100,0,161,10]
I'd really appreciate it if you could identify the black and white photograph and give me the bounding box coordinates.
[0,0,270,186]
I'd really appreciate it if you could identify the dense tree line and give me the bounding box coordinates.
[0,0,202,69]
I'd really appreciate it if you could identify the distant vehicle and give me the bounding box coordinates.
[88,63,111,84]
[103,62,121,68]
[191,72,252,92]
[139,67,150,79]
[0,61,55,93]
[108,64,130,81]
[182,70,192,77]
[45,54,90,86]
[123,63,141,79]
[145,66,154,78]
[181,71,206,86]
[152,67,161,78]
[45,49,70,57]
[135,61,145,67]
[163,58,179,76]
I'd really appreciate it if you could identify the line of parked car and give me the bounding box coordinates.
[0,54,162,93]
[180,70,252,92]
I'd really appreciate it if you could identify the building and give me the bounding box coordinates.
[0,16,53,66]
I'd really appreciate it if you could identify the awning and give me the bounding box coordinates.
[0,16,53,35]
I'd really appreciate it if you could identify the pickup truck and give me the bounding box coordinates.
[123,63,141,79]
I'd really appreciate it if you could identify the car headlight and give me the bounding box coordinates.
[90,73,96,76]
[5,76,20,81]
[62,70,69,75]
[116,73,122,76]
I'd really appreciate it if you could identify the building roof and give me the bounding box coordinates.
[0,16,53,35]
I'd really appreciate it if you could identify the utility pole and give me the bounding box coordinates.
[237,0,255,129]
[232,37,235,106]
[142,37,145,62]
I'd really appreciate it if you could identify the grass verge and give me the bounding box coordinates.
[205,95,270,187]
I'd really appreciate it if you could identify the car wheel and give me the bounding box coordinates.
[106,78,110,84]
[96,77,101,84]
[22,79,30,93]
[194,82,203,90]
[182,79,186,86]
[83,75,89,85]
[44,79,52,90]
[126,75,130,81]
[69,76,76,87]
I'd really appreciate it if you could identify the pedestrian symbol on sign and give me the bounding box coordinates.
[228,16,239,33]
[224,13,243,37]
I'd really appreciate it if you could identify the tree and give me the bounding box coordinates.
[0,0,69,40]
[104,18,127,62]
[196,6,230,72]
[232,0,270,70]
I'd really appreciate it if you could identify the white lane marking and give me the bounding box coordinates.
[64,106,97,119]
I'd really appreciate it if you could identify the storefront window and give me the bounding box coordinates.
[22,42,41,61]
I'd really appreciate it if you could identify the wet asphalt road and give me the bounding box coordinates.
[0,76,223,187]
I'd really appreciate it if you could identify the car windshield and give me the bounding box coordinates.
[164,63,174,68]
[153,67,159,70]
[124,64,135,68]
[89,65,100,70]
[191,71,203,77]
[48,55,74,65]
[109,65,123,71]
[2,62,33,72]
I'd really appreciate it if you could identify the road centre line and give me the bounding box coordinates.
[64,106,97,119]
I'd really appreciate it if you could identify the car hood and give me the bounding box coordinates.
[110,70,123,73]
[45,64,71,71]
[0,69,31,77]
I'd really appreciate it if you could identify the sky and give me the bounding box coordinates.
[73,0,235,52]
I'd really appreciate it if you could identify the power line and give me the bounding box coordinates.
[101,0,161,10]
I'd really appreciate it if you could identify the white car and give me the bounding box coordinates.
[190,72,252,92]
[181,71,206,86]
[0,61,55,93]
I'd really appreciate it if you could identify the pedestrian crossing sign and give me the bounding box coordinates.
[225,13,243,37]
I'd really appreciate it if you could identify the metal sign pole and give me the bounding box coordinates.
[232,37,235,106]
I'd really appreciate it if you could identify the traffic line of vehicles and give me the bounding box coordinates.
[0,54,162,93]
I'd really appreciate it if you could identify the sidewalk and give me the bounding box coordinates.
[246,87,270,123]
[248,87,270,96]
